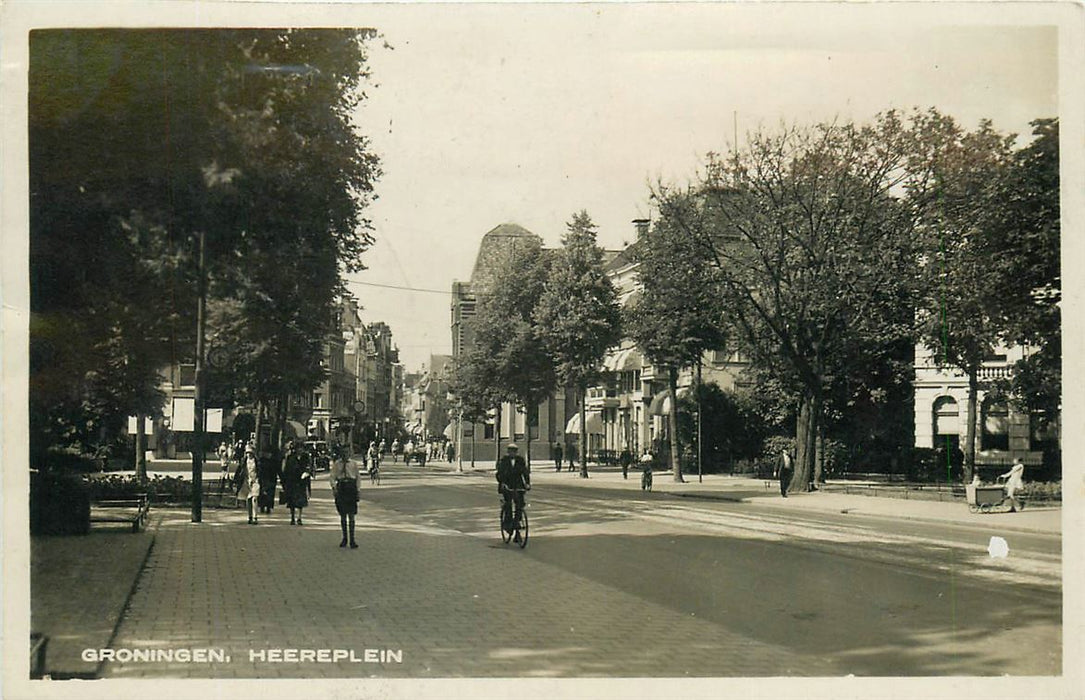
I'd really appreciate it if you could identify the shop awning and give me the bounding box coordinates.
[443,423,456,439]
[648,387,692,416]
[603,346,644,372]
[283,420,307,439]
[565,410,604,435]
[617,347,643,371]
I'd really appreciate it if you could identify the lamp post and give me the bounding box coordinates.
[191,228,207,523]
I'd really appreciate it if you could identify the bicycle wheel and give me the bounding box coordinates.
[518,508,529,548]
[500,504,513,544]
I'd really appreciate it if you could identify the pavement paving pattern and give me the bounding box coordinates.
[102,481,839,678]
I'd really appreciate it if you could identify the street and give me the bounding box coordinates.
[98,463,1061,678]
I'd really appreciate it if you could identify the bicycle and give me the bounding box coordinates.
[369,465,380,486]
[499,487,529,548]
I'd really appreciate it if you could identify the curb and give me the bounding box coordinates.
[667,489,1060,535]
[93,514,160,678]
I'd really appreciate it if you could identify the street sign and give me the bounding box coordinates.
[354,400,367,415]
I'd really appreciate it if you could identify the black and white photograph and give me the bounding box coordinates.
[2,1,1082,698]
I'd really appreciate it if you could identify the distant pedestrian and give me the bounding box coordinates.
[778,447,794,498]
[378,439,387,458]
[234,443,261,524]
[392,439,401,463]
[620,448,632,480]
[446,441,455,463]
[281,441,310,525]
[1000,459,1026,512]
[640,451,653,491]
[330,446,361,548]
[553,442,563,472]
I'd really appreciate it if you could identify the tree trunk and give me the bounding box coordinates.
[578,387,589,478]
[964,368,978,482]
[669,366,684,482]
[135,412,147,482]
[495,403,502,468]
[793,390,819,493]
[525,403,532,468]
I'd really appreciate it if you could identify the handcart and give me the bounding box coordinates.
[966,476,1025,514]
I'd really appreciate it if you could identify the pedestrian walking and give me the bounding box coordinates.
[620,448,632,480]
[392,438,401,463]
[367,441,380,471]
[281,441,310,525]
[446,441,455,463]
[553,442,563,472]
[330,445,361,548]
[378,439,387,459]
[257,447,281,515]
[1000,459,1026,512]
[778,447,794,498]
[234,443,261,524]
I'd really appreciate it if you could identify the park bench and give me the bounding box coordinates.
[89,493,149,532]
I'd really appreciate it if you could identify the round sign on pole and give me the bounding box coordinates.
[354,400,366,415]
[208,346,229,369]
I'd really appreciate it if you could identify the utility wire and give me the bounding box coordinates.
[346,279,454,295]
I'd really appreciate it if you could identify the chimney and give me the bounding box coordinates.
[632,218,650,239]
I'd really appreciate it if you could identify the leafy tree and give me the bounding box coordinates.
[625,211,728,481]
[535,211,622,477]
[457,239,554,464]
[911,113,1015,481]
[980,119,1060,453]
[29,29,380,468]
[657,113,922,492]
[676,383,769,473]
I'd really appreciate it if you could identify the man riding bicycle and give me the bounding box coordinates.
[496,444,531,541]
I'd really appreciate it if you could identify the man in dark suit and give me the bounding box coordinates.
[778,446,794,498]
[496,444,531,539]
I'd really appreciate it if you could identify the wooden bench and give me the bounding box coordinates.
[90,494,150,532]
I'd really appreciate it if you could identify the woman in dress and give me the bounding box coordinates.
[329,444,362,548]
[235,442,261,524]
[281,441,310,525]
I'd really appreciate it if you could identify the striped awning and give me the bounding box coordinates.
[565,410,604,435]
[603,346,644,372]
[648,387,692,416]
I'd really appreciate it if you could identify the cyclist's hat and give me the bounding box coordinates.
[507,443,519,451]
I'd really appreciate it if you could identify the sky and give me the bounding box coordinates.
[329,5,1060,372]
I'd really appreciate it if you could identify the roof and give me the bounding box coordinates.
[469,223,543,294]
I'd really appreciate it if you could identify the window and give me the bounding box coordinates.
[178,364,196,387]
[981,398,1009,451]
[484,423,494,440]
[933,396,959,438]
[1029,411,1057,452]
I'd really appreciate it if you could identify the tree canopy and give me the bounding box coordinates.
[535,211,622,477]
[625,209,728,481]
[29,29,381,461]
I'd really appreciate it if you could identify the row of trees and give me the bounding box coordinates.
[454,110,1059,489]
[30,30,381,473]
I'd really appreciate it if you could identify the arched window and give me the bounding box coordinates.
[981,397,1009,451]
[933,396,959,437]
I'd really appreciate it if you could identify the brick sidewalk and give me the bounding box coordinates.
[99,478,838,678]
